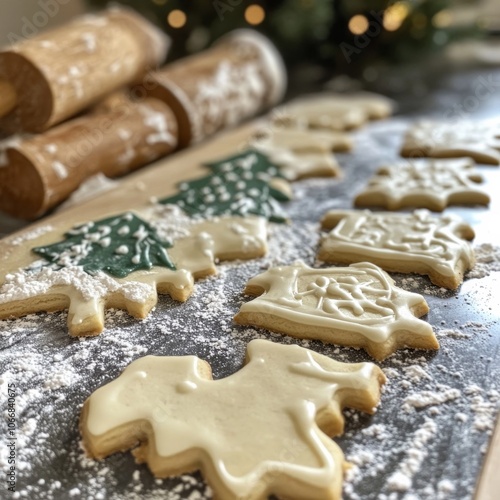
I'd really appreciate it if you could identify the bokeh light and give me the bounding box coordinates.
[245,5,266,26]
[383,2,410,31]
[167,9,187,29]
[348,15,369,35]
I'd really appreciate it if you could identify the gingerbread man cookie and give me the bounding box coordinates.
[277,92,394,131]
[80,339,386,500]
[235,262,437,360]
[401,119,500,165]
[319,209,475,289]
[354,158,490,211]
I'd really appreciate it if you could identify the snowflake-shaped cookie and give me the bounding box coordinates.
[81,339,385,500]
[235,262,437,360]
[401,120,500,165]
[319,209,475,289]
[354,158,490,211]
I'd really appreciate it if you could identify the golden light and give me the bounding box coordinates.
[432,10,452,28]
[245,5,266,26]
[348,15,369,35]
[383,2,410,32]
[167,9,187,29]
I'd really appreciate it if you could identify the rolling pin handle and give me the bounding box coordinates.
[0,79,17,117]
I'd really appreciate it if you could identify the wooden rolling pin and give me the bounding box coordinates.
[0,7,169,133]
[143,29,287,147]
[0,30,286,219]
[0,97,178,219]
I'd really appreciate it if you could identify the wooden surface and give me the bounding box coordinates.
[476,414,500,499]
[0,79,17,117]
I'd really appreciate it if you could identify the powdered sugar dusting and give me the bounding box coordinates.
[467,243,500,279]
[0,266,154,304]
[5,226,53,247]
[57,174,119,212]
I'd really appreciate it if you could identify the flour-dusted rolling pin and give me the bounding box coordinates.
[0,7,169,133]
[142,29,287,147]
[0,97,178,219]
[0,29,286,219]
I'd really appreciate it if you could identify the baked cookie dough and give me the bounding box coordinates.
[401,120,500,165]
[354,158,490,211]
[80,339,386,500]
[276,92,394,131]
[235,261,437,360]
[319,209,475,289]
[249,126,350,179]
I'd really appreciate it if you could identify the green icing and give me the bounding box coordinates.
[33,213,175,278]
[159,150,290,223]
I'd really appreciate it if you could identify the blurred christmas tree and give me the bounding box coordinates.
[87,0,479,76]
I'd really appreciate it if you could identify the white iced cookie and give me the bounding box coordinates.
[0,212,267,337]
[276,92,394,131]
[319,209,475,289]
[249,127,351,179]
[354,158,490,211]
[235,262,437,360]
[401,119,500,165]
[80,339,386,500]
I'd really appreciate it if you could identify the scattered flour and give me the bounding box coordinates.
[0,266,154,304]
[5,226,54,247]
[57,174,119,212]
[467,243,500,279]
[403,386,461,412]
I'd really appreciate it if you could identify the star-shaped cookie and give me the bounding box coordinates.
[235,262,438,360]
[354,158,490,211]
[319,209,475,289]
[401,119,500,165]
[81,339,385,500]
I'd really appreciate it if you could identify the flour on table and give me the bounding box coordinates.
[57,174,119,212]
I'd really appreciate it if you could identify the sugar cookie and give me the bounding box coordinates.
[235,262,437,360]
[249,126,351,179]
[0,211,268,336]
[319,209,475,289]
[401,120,500,165]
[80,339,386,500]
[277,92,394,131]
[354,158,490,211]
